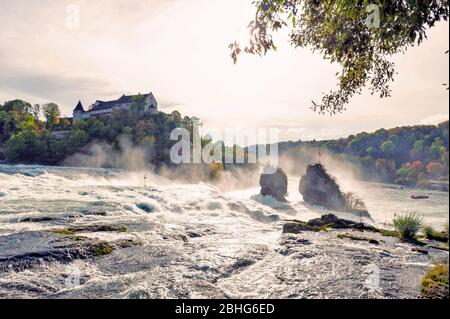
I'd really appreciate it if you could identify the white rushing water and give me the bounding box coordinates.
[0,164,448,299]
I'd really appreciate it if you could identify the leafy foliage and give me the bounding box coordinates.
[421,262,449,299]
[422,225,435,239]
[0,99,195,166]
[393,212,423,240]
[422,224,449,242]
[231,0,449,114]
[43,103,61,128]
[278,121,449,184]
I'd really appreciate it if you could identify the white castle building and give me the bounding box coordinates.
[73,92,158,121]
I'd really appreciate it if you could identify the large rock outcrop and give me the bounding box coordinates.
[260,167,288,202]
[283,214,378,234]
[299,164,347,210]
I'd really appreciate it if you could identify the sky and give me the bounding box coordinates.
[0,0,449,143]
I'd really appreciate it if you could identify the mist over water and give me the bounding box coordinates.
[63,136,155,171]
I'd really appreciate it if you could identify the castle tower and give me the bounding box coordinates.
[73,101,86,121]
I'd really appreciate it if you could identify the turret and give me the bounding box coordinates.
[73,101,85,121]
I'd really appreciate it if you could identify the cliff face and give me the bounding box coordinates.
[299,163,347,210]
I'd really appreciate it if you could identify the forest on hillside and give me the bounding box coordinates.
[0,99,194,166]
[0,99,253,182]
[277,122,449,189]
[1,99,449,189]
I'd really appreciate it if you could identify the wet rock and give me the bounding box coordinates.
[280,234,312,246]
[299,164,346,210]
[162,234,189,242]
[218,247,269,279]
[16,212,109,224]
[231,259,254,270]
[337,233,381,245]
[116,239,143,248]
[283,222,319,234]
[259,167,288,202]
[307,214,377,231]
[192,264,210,272]
[186,231,202,238]
[80,210,108,216]
[67,225,128,233]
[430,244,449,252]
[411,195,430,200]
[18,216,62,223]
[0,232,121,272]
[412,248,429,255]
[184,225,216,238]
[0,231,143,272]
[283,214,378,235]
[49,224,127,235]
[299,164,372,218]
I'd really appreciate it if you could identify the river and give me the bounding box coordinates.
[0,164,448,298]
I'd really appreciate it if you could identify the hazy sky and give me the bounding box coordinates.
[1,0,448,142]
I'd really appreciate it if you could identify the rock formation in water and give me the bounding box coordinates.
[283,214,378,234]
[299,163,347,210]
[260,167,288,202]
[299,163,372,218]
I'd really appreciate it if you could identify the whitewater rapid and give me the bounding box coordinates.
[0,165,448,298]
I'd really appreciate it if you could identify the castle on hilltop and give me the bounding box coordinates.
[73,92,158,121]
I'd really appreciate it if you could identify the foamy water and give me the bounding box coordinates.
[0,164,448,298]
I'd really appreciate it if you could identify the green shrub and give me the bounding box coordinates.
[393,213,423,240]
[423,225,435,239]
[422,224,449,243]
[421,262,449,299]
[92,243,113,256]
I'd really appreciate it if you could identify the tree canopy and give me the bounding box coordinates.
[0,99,196,166]
[43,103,61,128]
[277,120,449,186]
[230,0,449,114]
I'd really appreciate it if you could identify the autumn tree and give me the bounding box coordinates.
[43,103,61,128]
